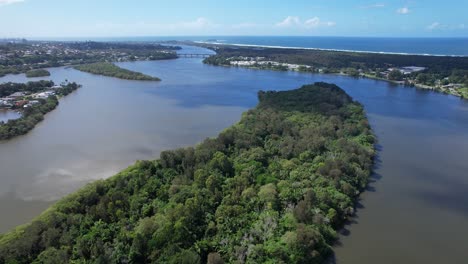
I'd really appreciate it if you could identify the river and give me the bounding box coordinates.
[0,45,467,263]
[0,110,21,123]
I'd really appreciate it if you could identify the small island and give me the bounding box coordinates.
[74,62,161,81]
[0,80,80,140]
[25,69,51,78]
[0,83,375,263]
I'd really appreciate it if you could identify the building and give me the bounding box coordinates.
[8,92,26,98]
[398,66,426,75]
[33,91,55,99]
[15,100,28,107]
[442,84,463,89]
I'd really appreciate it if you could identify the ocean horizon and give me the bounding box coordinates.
[29,36,468,56]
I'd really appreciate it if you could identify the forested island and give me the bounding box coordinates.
[74,62,161,81]
[0,81,80,140]
[199,43,468,99]
[0,82,375,263]
[0,41,179,77]
[25,69,51,78]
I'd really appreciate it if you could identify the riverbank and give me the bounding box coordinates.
[0,82,375,263]
[0,81,81,140]
[197,42,468,99]
[1,44,468,263]
[0,41,179,77]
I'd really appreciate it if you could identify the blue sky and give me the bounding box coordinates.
[0,0,467,38]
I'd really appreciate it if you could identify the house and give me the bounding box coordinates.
[15,100,28,107]
[442,84,463,89]
[395,66,426,75]
[33,91,55,99]
[9,92,26,98]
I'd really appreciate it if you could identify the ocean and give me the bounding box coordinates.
[40,36,468,56]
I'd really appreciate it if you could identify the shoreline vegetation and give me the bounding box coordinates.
[0,41,180,77]
[0,82,375,263]
[196,42,468,99]
[0,81,80,140]
[25,69,51,78]
[74,62,161,81]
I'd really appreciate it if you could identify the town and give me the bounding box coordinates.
[0,40,179,77]
[0,80,80,140]
[0,84,64,109]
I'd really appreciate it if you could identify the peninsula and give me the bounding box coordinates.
[25,69,51,78]
[74,62,161,81]
[0,80,81,140]
[0,82,375,263]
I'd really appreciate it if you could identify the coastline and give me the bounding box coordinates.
[198,42,468,99]
[194,40,468,58]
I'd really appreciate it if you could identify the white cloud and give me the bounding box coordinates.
[179,17,216,30]
[304,17,321,28]
[276,16,301,27]
[360,3,385,9]
[276,16,336,29]
[0,0,23,6]
[427,22,441,30]
[397,7,410,14]
[425,22,467,31]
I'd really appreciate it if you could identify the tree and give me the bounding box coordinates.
[388,69,403,81]
[207,252,224,264]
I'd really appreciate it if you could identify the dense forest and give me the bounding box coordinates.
[203,45,468,74]
[25,69,51,78]
[0,81,80,140]
[74,62,161,81]
[0,83,375,263]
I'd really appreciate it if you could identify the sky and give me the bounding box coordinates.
[0,0,467,38]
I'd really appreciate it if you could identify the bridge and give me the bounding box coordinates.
[177,53,213,58]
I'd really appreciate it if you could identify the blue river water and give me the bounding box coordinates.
[0,45,467,263]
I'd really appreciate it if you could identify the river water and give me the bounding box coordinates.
[0,110,21,123]
[0,45,467,263]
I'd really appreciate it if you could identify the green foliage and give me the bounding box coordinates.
[74,62,161,81]
[0,81,80,140]
[388,69,404,81]
[25,69,51,78]
[0,83,375,263]
[0,80,54,97]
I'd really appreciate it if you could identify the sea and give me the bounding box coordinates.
[37,36,468,56]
